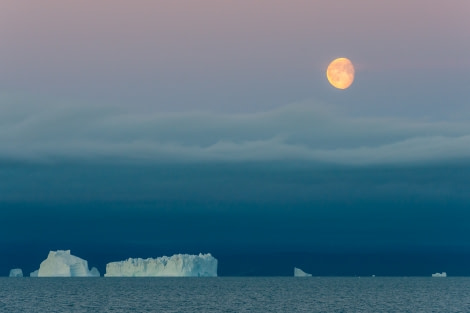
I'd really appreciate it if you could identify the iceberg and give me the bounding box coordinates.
[9,268,23,277]
[432,272,447,277]
[294,267,312,277]
[105,253,217,277]
[33,250,100,277]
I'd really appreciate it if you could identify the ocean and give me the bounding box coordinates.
[1,277,469,312]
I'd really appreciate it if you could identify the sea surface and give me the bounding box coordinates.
[1,277,470,312]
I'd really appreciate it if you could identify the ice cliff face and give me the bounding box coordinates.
[294,267,312,277]
[33,250,100,277]
[9,268,23,277]
[105,253,217,277]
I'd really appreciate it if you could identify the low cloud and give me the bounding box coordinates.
[1,97,470,165]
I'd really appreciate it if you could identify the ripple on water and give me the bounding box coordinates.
[1,277,470,312]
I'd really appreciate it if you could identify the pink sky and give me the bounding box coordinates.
[0,0,469,113]
[1,1,468,68]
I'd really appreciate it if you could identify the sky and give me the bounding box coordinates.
[1,0,470,276]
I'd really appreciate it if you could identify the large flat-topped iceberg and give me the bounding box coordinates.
[105,253,217,277]
[294,267,312,277]
[9,268,23,277]
[33,250,100,277]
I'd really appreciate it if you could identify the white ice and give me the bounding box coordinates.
[294,267,312,277]
[9,268,23,277]
[105,253,217,277]
[432,272,447,277]
[33,250,100,277]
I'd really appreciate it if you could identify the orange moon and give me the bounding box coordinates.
[326,58,355,89]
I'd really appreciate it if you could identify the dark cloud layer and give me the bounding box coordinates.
[1,163,469,244]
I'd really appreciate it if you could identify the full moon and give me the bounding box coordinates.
[326,58,355,89]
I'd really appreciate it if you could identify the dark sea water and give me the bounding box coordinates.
[1,277,469,312]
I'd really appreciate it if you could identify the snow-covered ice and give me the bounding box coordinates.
[32,250,100,277]
[9,268,23,277]
[30,270,38,277]
[105,253,217,277]
[432,272,447,277]
[294,267,312,277]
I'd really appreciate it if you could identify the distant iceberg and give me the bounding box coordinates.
[105,253,217,277]
[294,267,312,277]
[32,250,100,277]
[9,268,23,277]
[432,272,447,278]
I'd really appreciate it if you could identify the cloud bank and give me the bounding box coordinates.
[1,97,469,165]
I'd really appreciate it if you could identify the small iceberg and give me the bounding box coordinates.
[432,272,447,278]
[9,268,23,277]
[294,267,312,277]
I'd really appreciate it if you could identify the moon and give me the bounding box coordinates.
[326,58,355,89]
